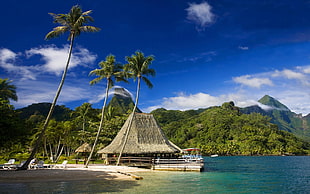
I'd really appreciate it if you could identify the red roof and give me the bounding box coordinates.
[183,148,200,151]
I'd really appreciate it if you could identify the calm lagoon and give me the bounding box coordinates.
[1,156,309,193]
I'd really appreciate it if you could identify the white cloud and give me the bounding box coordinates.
[272,68,309,86]
[12,78,97,108]
[273,69,305,80]
[148,92,222,111]
[303,66,310,74]
[238,46,249,50]
[0,48,37,80]
[0,46,97,80]
[26,45,97,75]
[186,1,215,31]
[0,48,17,62]
[233,75,273,88]
[146,65,310,116]
[88,86,134,104]
[1,46,98,109]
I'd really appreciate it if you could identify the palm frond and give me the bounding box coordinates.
[46,5,99,40]
[45,26,69,40]
[79,26,100,33]
[89,77,106,85]
[142,76,153,89]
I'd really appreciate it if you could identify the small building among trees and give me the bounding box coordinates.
[97,113,182,166]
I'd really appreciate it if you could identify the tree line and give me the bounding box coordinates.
[151,102,310,156]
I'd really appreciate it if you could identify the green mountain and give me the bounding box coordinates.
[18,102,72,121]
[151,102,310,155]
[107,88,142,114]
[241,95,310,142]
[258,95,290,111]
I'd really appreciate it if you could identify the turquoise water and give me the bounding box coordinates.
[1,156,309,193]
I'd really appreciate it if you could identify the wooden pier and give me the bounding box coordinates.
[152,158,204,172]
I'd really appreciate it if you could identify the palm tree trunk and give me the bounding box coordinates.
[116,76,141,165]
[20,34,75,170]
[55,145,64,162]
[85,79,110,167]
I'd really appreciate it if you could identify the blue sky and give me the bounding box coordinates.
[1,0,310,115]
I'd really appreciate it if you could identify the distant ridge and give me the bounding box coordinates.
[241,95,310,142]
[18,102,72,121]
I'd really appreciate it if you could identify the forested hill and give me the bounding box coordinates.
[107,87,142,114]
[151,102,310,156]
[18,103,72,121]
[240,95,310,142]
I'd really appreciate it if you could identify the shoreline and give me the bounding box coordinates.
[0,164,149,183]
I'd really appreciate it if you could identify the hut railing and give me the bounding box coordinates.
[107,156,153,165]
[152,158,204,164]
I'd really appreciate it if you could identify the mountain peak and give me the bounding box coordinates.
[258,95,290,111]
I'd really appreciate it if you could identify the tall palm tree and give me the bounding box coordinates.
[116,51,155,165]
[72,102,92,142]
[20,5,100,170]
[85,54,127,167]
[0,78,18,102]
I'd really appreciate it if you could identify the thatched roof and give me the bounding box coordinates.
[97,113,181,154]
[75,143,91,153]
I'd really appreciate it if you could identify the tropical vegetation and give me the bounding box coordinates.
[85,54,127,167]
[152,102,310,156]
[116,51,155,164]
[19,5,100,169]
[1,5,310,167]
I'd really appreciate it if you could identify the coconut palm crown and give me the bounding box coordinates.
[89,55,127,89]
[0,78,18,102]
[45,5,100,41]
[124,51,155,90]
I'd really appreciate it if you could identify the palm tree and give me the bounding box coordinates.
[72,102,92,142]
[0,78,18,102]
[116,51,155,165]
[20,5,100,170]
[85,54,127,167]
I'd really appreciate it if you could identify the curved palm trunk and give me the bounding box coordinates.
[20,34,75,170]
[116,76,141,165]
[85,79,110,167]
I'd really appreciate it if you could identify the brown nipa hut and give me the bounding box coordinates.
[75,143,91,153]
[97,113,182,165]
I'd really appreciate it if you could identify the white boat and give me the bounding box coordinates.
[152,148,204,172]
[210,154,219,158]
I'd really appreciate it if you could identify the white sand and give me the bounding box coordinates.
[0,164,150,183]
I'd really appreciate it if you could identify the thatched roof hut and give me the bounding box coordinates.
[98,113,181,154]
[75,143,91,153]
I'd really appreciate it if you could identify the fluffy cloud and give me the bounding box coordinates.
[238,46,249,50]
[26,45,97,75]
[161,92,222,110]
[12,78,97,108]
[186,1,215,31]
[233,75,273,88]
[303,66,310,74]
[145,92,259,112]
[0,48,37,80]
[89,86,134,104]
[146,65,310,116]
[272,68,310,86]
[0,46,97,80]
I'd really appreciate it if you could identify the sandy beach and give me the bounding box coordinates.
[0,164,149,183]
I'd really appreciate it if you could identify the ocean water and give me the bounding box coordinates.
[1,156,309,194]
